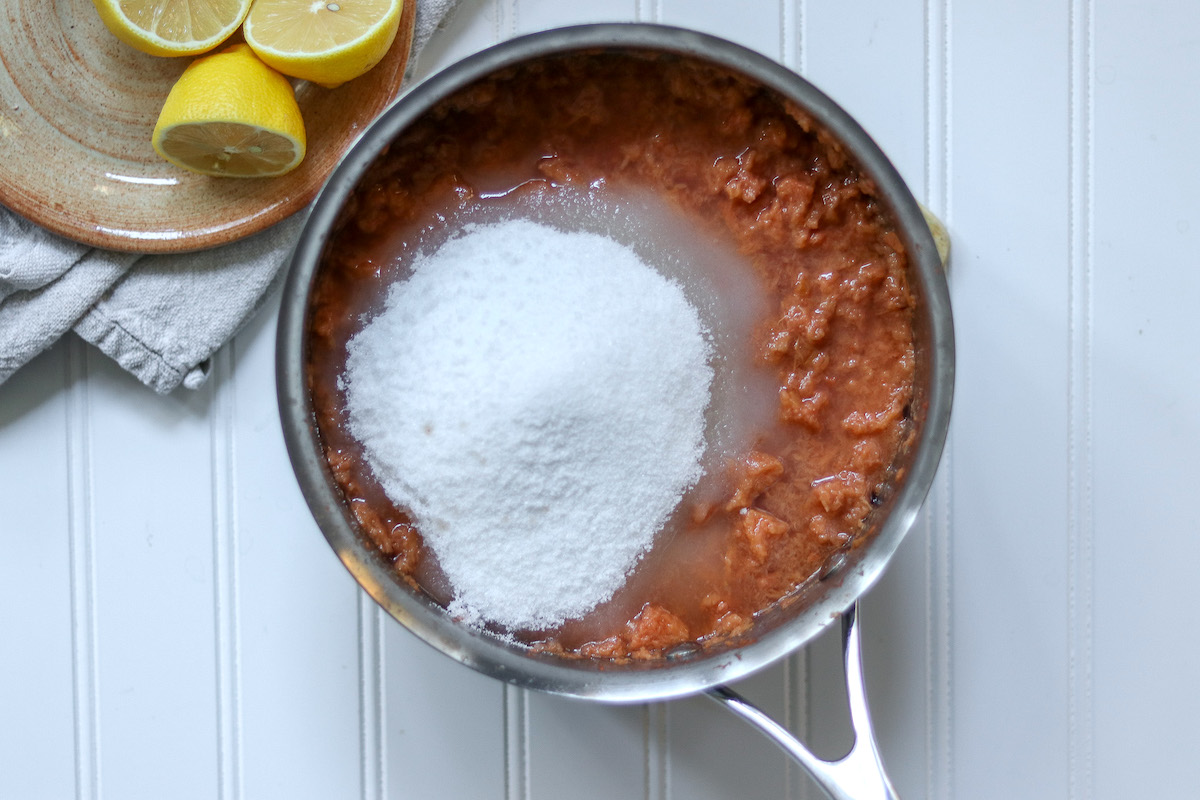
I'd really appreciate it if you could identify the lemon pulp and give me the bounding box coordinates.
[152,44,306,177]
[155,122,304,177]
[244,0,403,87]
[92,0,252,56]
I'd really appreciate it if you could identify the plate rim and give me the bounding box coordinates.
[0,0,417,254]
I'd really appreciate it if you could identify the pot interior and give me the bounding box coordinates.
[277,24,954,702]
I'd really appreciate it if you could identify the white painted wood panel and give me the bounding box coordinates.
[1091,1,1200,797]
[382,623,505,800]
[658,0,782,57]
[229,295,367,800]
[410,0,503,81]
[0,342,75,800]
[669,667,792,800]
[947,2,1074,797]
[513,0,640,34]
[84,357,221,798]
[6,1,1200,797]
[527,696,645,800]
[801,0,926,199]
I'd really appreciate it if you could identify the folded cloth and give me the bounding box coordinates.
[0,0,460,394]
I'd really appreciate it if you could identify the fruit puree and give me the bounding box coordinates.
[305,51,917,659]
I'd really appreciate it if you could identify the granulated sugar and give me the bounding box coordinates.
[343,219,713,631]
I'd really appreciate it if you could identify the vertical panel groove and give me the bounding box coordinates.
[784,655,809,800]
[504,686,530,800]
[496,0,515,41]
[924,0,954,798]
[1067,0,1095,796]
[377,608,387,798]
[924,0,952,216]
[66,339,100,800]
[643,703,669,800]
[930,469,954,800]
[778,0,787,68]
[795,0,806,74]
[212,347,243,800]
[358,593,384,800]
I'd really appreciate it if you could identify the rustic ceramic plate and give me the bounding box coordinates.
[0,0,416,253]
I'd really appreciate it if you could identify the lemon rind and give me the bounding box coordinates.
[242,1,402,59]
[242,0,402,84]
[242,20,396,62]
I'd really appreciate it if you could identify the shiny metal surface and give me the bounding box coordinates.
[709,602,899,800]
[276,22,954,786]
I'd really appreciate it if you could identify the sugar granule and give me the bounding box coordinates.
[344,220,713,631]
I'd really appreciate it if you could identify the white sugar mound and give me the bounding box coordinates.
[344,219,713,631]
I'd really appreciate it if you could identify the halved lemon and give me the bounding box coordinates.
[152,44,306,177]
[243,0,403,88]
[92,0,252,57]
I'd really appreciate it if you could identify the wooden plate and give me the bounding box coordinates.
[0,0,417,253]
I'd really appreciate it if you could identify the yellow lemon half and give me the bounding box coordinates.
[152,44,307,177]
[244,0,403,88]
[92,0,252,57]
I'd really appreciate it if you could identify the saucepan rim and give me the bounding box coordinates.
[276,22,955,703]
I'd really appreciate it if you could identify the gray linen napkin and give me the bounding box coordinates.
[0,0,460,394]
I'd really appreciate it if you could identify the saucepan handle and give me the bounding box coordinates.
[707,601,899,800]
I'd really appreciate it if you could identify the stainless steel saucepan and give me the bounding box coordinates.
[277,24,954,800]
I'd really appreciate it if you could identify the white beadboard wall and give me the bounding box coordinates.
[3,1,1198,798]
